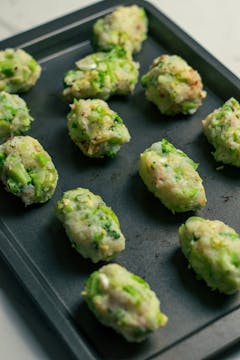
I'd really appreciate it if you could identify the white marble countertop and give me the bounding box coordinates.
[0,1,239,359]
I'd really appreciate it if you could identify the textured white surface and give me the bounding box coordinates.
[0,291,49,360]
[0,1,239,359]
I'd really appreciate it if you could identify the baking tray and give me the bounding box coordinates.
[0,1,240,359]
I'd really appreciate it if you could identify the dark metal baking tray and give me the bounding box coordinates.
[0,1,240,359]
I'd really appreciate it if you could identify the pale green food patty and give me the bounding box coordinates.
[92,5,148,54]
[0,136,58,205]
[139,139,206,213]
[63,47,139,100]
[0,91,33,141]
[141,55,206,116]
[0,48,41,93]
[67,99,130,158]
[202,98,240,167]
[179,216,240,294]
[55,188,125,263]
[82,263,168,342]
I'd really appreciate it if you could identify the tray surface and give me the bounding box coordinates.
[0,1,240,359]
